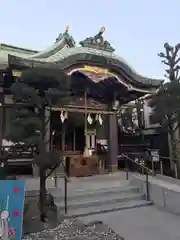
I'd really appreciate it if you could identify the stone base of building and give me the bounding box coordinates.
[32,164,39,177]
[108,164,118,172]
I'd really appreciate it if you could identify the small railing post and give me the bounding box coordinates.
[64,175,67,214]
[125,156,129,180]
[63,161,68,214]
[54,168,57,187]
[151,160,155,176]
[145,170,150,201]
[142,166,145,175]
[175,161,178,179]
[160,159,163,175]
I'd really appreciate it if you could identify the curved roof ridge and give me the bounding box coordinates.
[112,52,164,83]
[25,30,76,59]
[0,38,67,62]
[18,46,163,85]
[30,38,66,59]
[45,46,164,84]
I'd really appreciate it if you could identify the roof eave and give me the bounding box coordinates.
[7,50,163,89]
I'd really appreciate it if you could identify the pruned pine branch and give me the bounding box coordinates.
[150,80,180,130]
[151,42,180,164]
[8,67,70,222]
[159,42,180,82]
[151,43,180,164]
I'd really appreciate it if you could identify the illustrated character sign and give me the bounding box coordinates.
[0,180,25,240]
[0,196,16,239]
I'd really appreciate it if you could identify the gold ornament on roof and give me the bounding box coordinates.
[79,26,115,53]
[99,27,105,34]
[66,25,70,31]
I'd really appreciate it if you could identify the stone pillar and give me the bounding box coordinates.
[108,114,118,172]
[32,165,39,178]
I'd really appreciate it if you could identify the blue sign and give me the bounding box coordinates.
[0,180,25,240]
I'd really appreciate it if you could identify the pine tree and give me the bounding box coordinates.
[7,67,70,221]
[150,42,180,172]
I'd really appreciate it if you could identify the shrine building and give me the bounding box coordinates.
[0,27,163,177]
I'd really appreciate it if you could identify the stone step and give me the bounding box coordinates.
[50,185,139,202]
[60,200,152,219]
[54,192,145,210]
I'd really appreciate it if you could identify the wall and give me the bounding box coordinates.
[131,175,180,215]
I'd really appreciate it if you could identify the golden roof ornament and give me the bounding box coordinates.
[65,25,70,32]
[79,27,115,53]
[99,27,105,34]
[55,25,75,45]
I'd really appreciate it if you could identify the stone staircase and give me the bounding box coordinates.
[49,175,152,219]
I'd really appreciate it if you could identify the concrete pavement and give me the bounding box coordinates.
[80,205,180,240]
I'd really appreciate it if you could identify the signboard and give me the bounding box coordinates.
[68,65,115,83]
[79,65,113,82]
[150,149,159,162]
[12,70,22,77]
[0,180,25,240]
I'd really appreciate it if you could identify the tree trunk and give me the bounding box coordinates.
[168,133,174,171]
[170,132,177,159]
[39,167,46,222]
[39,107,47,222]
[169,130,180,177]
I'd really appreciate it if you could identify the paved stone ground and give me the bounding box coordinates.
[80,205,180,240]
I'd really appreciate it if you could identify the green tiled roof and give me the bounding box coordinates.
[0,33,70,65]
[0,29,163,87]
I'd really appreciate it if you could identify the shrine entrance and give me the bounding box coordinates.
[50,67,117,177]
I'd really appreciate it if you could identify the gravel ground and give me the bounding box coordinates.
[22,218,124,240]
[23,200,124,239]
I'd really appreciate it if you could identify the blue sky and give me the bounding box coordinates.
[0,0,179,79]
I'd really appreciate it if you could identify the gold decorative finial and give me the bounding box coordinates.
[66,25,70,31]
[99,27,105,34]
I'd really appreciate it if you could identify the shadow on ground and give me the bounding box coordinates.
[22,200,124,239]
[23,199,58,234]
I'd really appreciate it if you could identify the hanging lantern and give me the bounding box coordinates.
[87,114,93,124]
